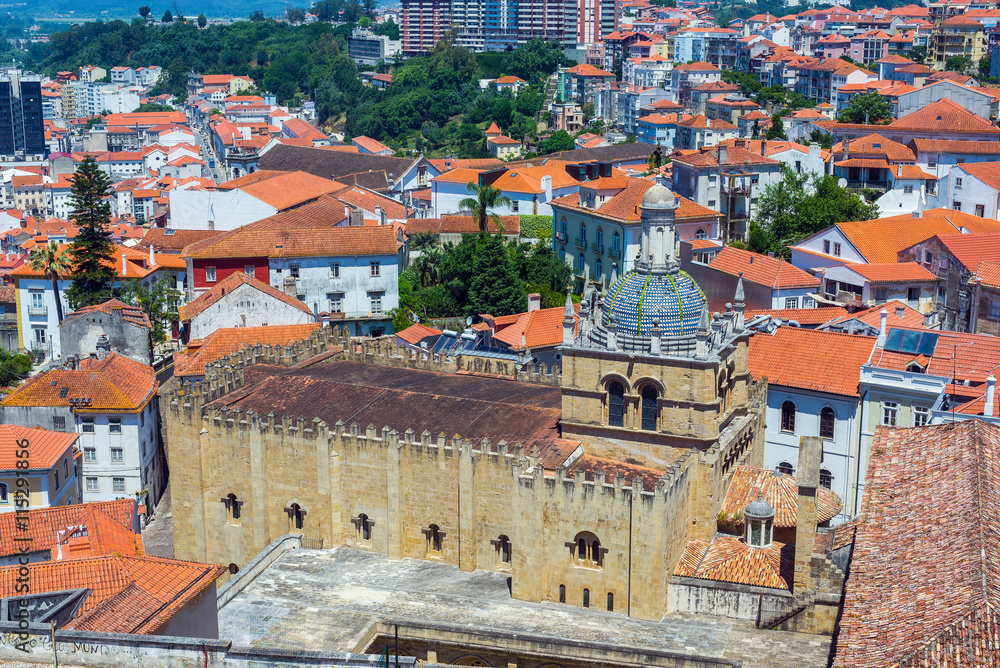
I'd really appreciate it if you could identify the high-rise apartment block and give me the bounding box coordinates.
[401,0,610,55]
[0,69,45,159]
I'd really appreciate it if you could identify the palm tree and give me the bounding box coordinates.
[28,241,70,324]
[410,231,439,252]
[459,182,512,234]
[413,246,444,287]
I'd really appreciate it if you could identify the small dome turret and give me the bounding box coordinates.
[744,493,775,548]
[641,183,676,209]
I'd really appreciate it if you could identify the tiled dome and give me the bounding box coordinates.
[603,269,706,337]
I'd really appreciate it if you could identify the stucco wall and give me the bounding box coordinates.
[188,283,314,340]
[61,313,152,365]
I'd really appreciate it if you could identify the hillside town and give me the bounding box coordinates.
[0,0,997,666]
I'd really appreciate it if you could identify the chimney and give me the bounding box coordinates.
[320,311,330,327]
[912,210,922,218]
[96,334,111,360]
[897,164,902,177]
[809,142,820,159]
[121,253,127,275]
[895,306,905,318]
[283,275,297,297]
[542,174,553,200]
[844,137,850,160]
[148,244,155,267]
[761,139,767,156]
[375,205,382,223]
[562,289,575,345]
[718,143,727,164]
[793,436,823,593]
[986,375,996,418]
[528,293,541,312]
[350,209,364,227]
[877,307,888,346]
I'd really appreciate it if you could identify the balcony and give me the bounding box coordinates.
[721,185,751,197]
[590,242,604,255]
[556,231,567,243]
[608,246,622,259]
[27,304,47,317]
[574,236,587,249]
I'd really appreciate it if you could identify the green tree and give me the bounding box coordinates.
[65,157,117,309]
[537,129,574,155]
[751,165,880,256]
[138,5,151,20]
[413,246,444,287]
[409,231,439,252]
[197,13,207,27]
[907,45,926,65]
[286,7,306,22]
[459,182,513,234]
[117,276,181,343]
[946,55,970,72]
[162,9,173,22]
[838,91,892,124]
[0,349,31,387]
[137,103,175,112]
[765,113,786,140]
[808,128,833,150]
[466,233,527,317]
[28,241,70,324]
[250,10,266,21]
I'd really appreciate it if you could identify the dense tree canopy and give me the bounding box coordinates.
[748,166,880,257]
[838,91,892,124]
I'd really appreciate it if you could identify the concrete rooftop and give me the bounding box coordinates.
[218,547,833,667]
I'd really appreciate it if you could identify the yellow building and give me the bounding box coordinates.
[927,15,987,70]
[0,424,79,512]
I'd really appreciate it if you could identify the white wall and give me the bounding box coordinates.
[167,189,277,230]
[188,282,315,340]
[949,166,999,219]
[268,254,400,322]
[74,400,160,504]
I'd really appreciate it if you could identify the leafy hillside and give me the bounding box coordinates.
[17,0,310,20]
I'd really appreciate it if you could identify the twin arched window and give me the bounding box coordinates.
[696,228,707,239]
[777,461,794,476]
[608,381,625,427]
[574,532,602,568]
[495,535,512,565]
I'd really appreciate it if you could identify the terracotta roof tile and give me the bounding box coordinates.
[0,424,77,470]
[404,215,520,235]
[0,555,225,634]
[710,247,819,289]
[178,271,313,322]
[674,533,794,589]
[975,260,1000,289]
[833,133,915,162]
[218,170,346,210]
[135,228,224,253]
[720,465,842,528]
[332,184,407,219]
[395,323,442,345]
[745,306,849,325]
[493,305,580,350]
[671,144,778,167]
[551,178,719,224]
[833,421,1000,667]
[935,233,1000,272]
[870,328,1000,383]
[63,298,150,329]
[1,353,156,413]
[838,262,937,283]
[353,136,392,154]
[0,499,140,560]
[749,326,874,396]
[889,98,1000,135]
[565,454,669,492]
[825,300,928,331]
[174,324,321,377]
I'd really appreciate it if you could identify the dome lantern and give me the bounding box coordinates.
[744,493,775,549]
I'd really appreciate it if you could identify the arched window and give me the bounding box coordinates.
[223,493,242,524]
[696,228,707,239]
[228,563,239,575]
[583,588,590,608]
[781,400,796,433]
[560,217,567,239]
[579,222,587,243]
[777,461,794,476]
[608,381,625,427]
[596,258,603,277]
[596,227,604,246]
[641,385,659,431]
[573,531,602,568]
[287,503,304,530]
[612,231,620,251]
[607,592,614,612]
[820,407,835,440]
[820,468,833,489]
[578,253,586,273]
[357,513,372,541]
[495,535,512,566]
[427,524,443,553]
[559,584,566,603]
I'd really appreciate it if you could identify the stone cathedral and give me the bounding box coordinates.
[165,184,766,624]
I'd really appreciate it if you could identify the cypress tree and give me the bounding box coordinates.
[66,156,117,309]
[466,233,527,317]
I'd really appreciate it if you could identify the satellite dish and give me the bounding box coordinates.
[837,178,848,188]
[466,316,473,326]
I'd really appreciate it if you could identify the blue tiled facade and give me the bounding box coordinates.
[604,270,706,337]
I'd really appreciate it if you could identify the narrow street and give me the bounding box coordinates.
[141,482,174,559]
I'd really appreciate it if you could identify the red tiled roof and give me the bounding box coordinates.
[709,247,820,289]
[353,136,392,154]
[404,215,520,236]
[671,144,778,167]
[935,233,1000,272]
[550,178,719,224]
[833,421,1000,667]
[1,353,156,413]
[63,298,150,328]
[974,260,1000,289]
[837,262,937,283]
[745,306,849,325]
[889,98,1000,135]
[833,134,915,162]
[825,300,928,331]
[0,499,140,560]
[217,170,346,211]
[748,326,875,396]
[0,555,225,634]
[0,424,77,471]
[174,324,321,377]
[565,454,667,492]
[564,63,615,77]
[493,304,580,350]
[395,323,442,345]
[674,534,794,590]
[720,465,842,528]
[181,196,399,259]
[178,271,313,322]
[333,184,408,219]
